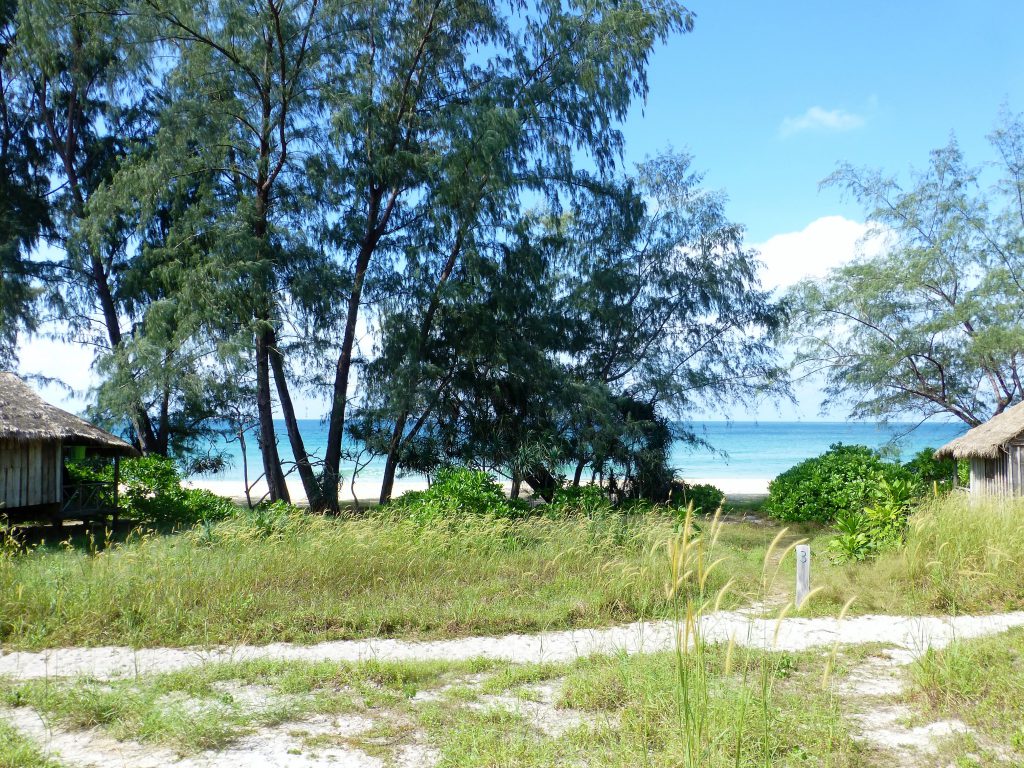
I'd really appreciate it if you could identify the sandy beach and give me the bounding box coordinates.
[186,475,770,506]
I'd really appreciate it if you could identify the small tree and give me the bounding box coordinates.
[792,110,1024,427]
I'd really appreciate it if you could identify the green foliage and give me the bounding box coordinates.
[675,482,725,514]
[826,476,916,563]
[903,447,958,493]
[765,443,915,524]
[390,467,527,523]
[357,150,786,506]
[68,455,235,527]
[0,1,48,367]
[791,111,1024,426]
[547,485,613,517]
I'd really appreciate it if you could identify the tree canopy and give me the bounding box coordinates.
[790,111,1024,427]
[2,0,793,505]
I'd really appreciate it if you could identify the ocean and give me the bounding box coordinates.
[197,419,967,484]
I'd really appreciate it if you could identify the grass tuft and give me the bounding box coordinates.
[910,627,1024,754]
[0,721,61,768]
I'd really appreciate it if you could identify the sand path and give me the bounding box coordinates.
[3,609,1024,681]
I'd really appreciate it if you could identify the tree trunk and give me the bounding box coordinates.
[323,189,390,512]
[378,412,407,504]
[322,240,375,512]
[572,460,586,487]
[267,328,321,506]
[255,330,289,502]
[524,465,558,503]
[89,246,159,454]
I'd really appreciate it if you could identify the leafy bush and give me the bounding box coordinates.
[178,488,237,525]
[903,447,960,493]
[390,467,526,522]
[827,476,916,563]
[547,485,613,517]
[672,483,725,514]
[765,443,916,524]
[68,455,236,527]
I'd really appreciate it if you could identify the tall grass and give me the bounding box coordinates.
[903,494,1024,611]
[0,508,765,650]
[664,508,839,767]
[810,493,1024,615]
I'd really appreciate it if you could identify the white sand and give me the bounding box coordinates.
[5,706,386,768]
[687,477,770,495]
[184,477,434,506]
[186,476,770,505]
[3,610,1023,681]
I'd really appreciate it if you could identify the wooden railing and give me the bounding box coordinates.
[61,482,114,517]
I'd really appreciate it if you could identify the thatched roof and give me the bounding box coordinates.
[0,373,139,457]
[935,402,1024,460]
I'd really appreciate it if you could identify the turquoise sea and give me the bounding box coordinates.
[199,419,968,483]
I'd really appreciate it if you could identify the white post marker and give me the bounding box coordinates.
[795,544,811,608]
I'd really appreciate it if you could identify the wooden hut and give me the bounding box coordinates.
[0,372,138,525]
[935,402,1024,496]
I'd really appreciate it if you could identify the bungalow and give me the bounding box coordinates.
[0,372,138,526]
[935,402,1024,496]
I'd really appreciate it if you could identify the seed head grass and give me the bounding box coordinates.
[0,509,770,650]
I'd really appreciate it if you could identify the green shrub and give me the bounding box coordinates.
[826,476,915,563]
[389,467,526,522]
[902,447,959,493]
[674,482,725,514]
[765,443,915,524]
[179,488,237,524]
[547,484,612,517]
[68,455,236,527]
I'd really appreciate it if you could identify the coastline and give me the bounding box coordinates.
[186,475,771,506]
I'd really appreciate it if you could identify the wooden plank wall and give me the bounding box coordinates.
[968,444,1024,497]
[0,439,62,509]
[1011,443,1024,495]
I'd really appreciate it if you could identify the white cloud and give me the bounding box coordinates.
[754,215,883,291]
[779,106,865,137]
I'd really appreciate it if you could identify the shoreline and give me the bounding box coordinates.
[185,475,771,506]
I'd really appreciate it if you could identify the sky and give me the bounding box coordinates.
[16,0,1024,422]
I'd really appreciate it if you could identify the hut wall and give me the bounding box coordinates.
[0,439,62,510]
[970,456,1000,496]
[1009,441,1024,495]
[967,443,1024,497]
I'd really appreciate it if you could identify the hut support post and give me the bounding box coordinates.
[112,456,120,528]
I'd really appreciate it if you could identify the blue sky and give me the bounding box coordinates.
[620,0,1024,243]
[19,0,1024,422]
